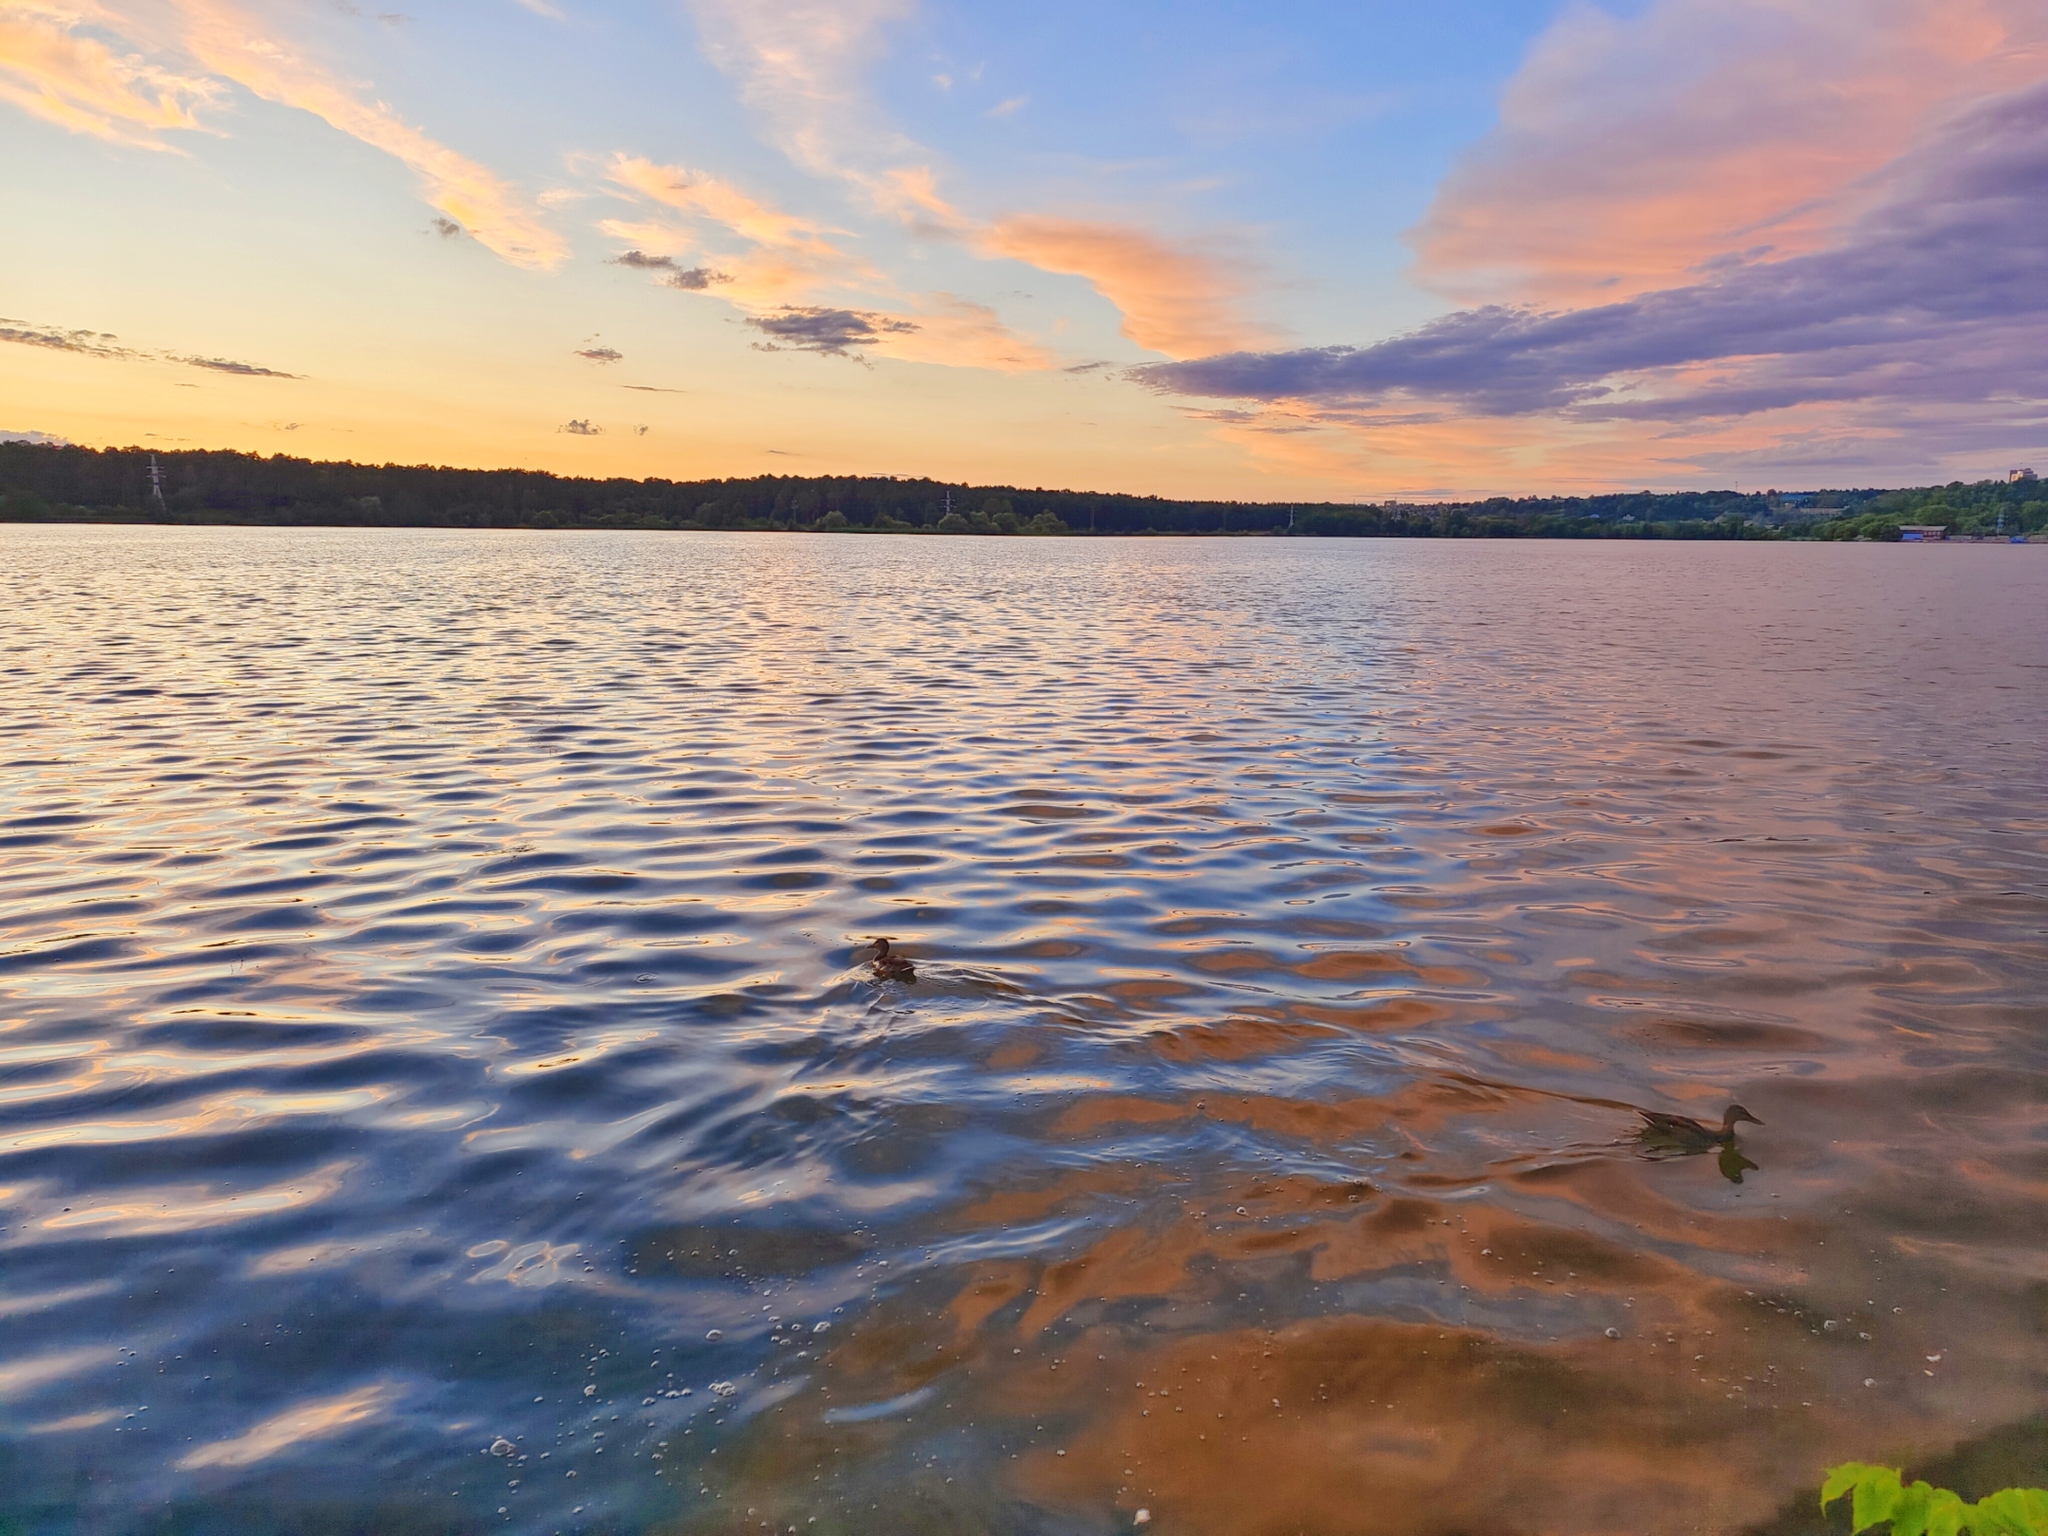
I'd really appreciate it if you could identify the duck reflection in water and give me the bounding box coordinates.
[868,936,916,983]
[1635,1104,1764,1182]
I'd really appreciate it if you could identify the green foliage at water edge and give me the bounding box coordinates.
[1823,1463,2048,1535]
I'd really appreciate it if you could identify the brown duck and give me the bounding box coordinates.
[868,937,916,982]
[1636,1103,1762,1152]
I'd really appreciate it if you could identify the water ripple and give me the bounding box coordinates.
[1,528,2044,1534]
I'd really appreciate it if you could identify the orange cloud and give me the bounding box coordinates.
[168,0,565,270]
[606,153,844,259]
[870,293,1055,373]
[981,216,1266,359]
[601,156,882,310]
[680,1,1269,361]
[601,159,1052,372]
[0,2,212,147]
[1412,0,2048,305]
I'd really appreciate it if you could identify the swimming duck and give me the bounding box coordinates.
[868,937,916,982]
[1636,1103,1763,1152]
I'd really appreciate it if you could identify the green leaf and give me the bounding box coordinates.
[1968,1489,2042,1536]
[1827,1465,1898,1513]
[1855,1469,1906,1534]
[1889,1482,1939,1536]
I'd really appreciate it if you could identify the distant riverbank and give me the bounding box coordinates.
[4,441,2043,541]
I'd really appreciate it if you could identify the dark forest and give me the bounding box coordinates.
[3,442,2042,539]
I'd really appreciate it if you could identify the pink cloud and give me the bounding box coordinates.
[1412,0,2048,306]
[1139,70,2048,494]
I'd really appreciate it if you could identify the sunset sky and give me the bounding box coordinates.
[3,0,2044,499]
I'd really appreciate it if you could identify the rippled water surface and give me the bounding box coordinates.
[3,526,2045,1535]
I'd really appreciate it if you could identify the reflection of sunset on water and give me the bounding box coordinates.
[1,528,2043,1532]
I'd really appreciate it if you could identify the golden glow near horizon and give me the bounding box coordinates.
[2,0,2044,497]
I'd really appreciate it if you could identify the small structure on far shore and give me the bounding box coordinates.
[1899,524,1949,542]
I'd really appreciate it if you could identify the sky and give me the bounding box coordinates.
[2,0,2044,500]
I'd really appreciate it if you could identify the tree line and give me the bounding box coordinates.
[1,443,2041,540]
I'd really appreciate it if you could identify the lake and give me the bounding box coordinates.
[2,526,2044,1535]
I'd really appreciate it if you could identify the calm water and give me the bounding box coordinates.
[2,527,2044,1536]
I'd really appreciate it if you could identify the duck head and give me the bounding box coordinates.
[1721,1104,1764,1133]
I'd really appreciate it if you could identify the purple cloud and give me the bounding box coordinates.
[1134,81,2048,426]
[746,307,919,358]
[181,355,302,379]
[3,319,299,378]
[609,251,731,290]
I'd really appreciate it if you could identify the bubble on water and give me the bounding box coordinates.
[583,1385,596,1397]
[812,1321,830,1334]
[710,1381,738,1398]
[489,1439,515,1457]
[1135,1513,1152,1527]
[706,1329,723,1341]
[1604,1328,1622,1340]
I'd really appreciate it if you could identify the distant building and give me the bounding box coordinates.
[1899,524,1949,542]
[2012,468,2038,483]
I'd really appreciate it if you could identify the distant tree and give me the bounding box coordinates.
[0,489,50,521]
[936,511,972,533]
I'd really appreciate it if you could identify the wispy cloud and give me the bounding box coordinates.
[678,0,1265,361]
[606,155,843,259]
[980,217,1266,358]
[0,2,566,270]
[2,316,298,376]
[558,418,601,435]
[0,2,215,149]
[181,353,300,377]
[0,319,137,359]
[600,158,1051,371]
[171,0,566,270]
[683,0,915,178]
[575,346,622,363]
